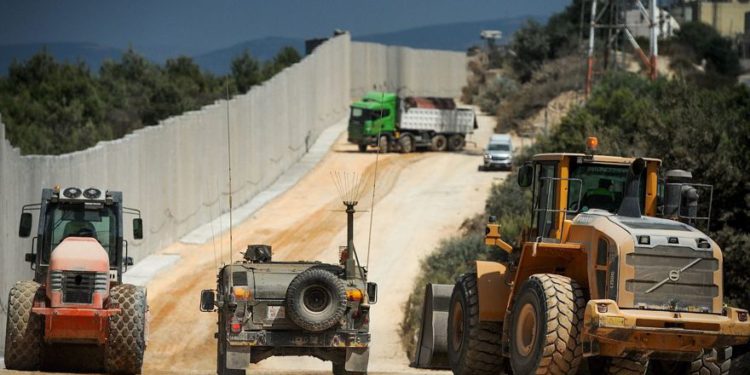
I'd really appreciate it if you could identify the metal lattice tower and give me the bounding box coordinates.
[585,0,660,96]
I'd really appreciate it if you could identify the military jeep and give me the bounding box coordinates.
[200,203,377,375]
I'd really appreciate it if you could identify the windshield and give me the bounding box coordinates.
[488,143,510,151]
[43,203,118,265]
[351,107,364,118]
[567,163,646,214]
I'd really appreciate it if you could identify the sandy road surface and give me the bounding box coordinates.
[2,108,509,375]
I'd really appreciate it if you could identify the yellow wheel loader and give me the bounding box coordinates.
[415,138,750,374]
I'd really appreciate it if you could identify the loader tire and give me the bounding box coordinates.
[447,134,465,151]
[589,355,648,375]
[447,273,505,375]
[691,347,731,375]
[286,268,347,332]
[3,280,43,371]
[509,273,585,375]
[105,284,147,374]
[431,134,448,152]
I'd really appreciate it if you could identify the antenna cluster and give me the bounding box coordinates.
[331,171,366,206]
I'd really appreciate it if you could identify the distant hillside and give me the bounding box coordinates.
[193,37,305,75]
[354,15,546,51]
[0,42,122,74]
[0,16,546,76]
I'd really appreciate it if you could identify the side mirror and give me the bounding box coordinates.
[19,213,32,237]
[200,289,216,312]
[518,164,533,188]
[367,282,378,304]
[24,253,36,263]
[126,256,135,266]
[133,218,143,240]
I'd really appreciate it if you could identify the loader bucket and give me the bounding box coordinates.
[413,283,454,369]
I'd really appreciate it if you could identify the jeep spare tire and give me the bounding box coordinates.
[286,267,347,332]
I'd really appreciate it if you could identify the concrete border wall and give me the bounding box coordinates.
[0,35,466,351]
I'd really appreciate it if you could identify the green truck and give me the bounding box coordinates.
[347,92,477,153]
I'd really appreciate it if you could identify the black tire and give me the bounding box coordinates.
[589,355,648,375]
[431,134,448,152]
[378,135,389,153]
[217,309,245,375]
[357,144,367,152]
[104,284,147,374]
[332,360,366,375]
[447,134,465,151]
[691,348,731,375]
[398,134,414,153]
[285,268,347,332]
[3,280,43,371]
[447,273,505,375]
[509,273,585,375]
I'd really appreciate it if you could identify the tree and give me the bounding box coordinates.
[230,50,262,93]
[510,20,550,82]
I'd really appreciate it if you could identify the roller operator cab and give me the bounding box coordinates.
[347,91,476,153]
[4,186,147,374]
[415,138,750,375]
[200,202,378,375]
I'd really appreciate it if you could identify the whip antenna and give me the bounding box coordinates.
[225,81,234,286]
[365,90,386,268]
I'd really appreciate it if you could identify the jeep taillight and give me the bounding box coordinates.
[229,317,242,334]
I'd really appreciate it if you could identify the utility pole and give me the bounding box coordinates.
[585,0,660,97]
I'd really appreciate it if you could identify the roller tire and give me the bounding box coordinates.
[431,134,448,152]
[691,348,731,375]
[285,268,347,332]
[509,273,585,375]
[104,284,147,374]
[447,134,465,151]
[398,134,414,153]
[3,280,43,371]
[447,273,505,375]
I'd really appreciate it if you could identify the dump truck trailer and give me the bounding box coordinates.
[415,137,750,375]
[348,91,476,153]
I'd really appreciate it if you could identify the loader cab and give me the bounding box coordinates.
[18,187,143,283]
[518,149,661,242]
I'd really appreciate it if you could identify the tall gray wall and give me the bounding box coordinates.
[0,35,466,351]
[350,42,467,98]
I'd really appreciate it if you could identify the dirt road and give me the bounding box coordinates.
[2,108,509,375]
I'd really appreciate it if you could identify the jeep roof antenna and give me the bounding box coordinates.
[365,91,386,268]
[332,171,367,279]
[225,80,235,289]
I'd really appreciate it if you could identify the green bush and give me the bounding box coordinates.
[0,46,301,155]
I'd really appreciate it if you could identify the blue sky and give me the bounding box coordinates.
[0,0,567,54]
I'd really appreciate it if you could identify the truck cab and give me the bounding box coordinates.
[347,92,398,151]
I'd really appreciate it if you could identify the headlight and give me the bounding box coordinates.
[484,154,490,159]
